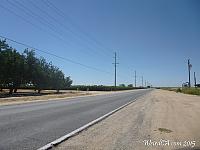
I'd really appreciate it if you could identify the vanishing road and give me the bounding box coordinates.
[0,89,151,150]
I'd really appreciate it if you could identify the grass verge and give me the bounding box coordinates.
[179,88,200,95]
[161,87,200,96]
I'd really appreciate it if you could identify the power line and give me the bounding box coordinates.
[2,1,145,84]
[44,0,113,57]
[4,0,110,60]
[0,1,75,52]
[0,35,112,75]
[7,0,97,58]
[1,34,134,85]
[0,3,47,35]
[10,0,64,36]
[29,0,111,58]
[42,0,111,55]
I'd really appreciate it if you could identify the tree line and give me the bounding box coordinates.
[0,40,72,94]
[65,85,143,91]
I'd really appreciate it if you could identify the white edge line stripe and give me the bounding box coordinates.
[37,98,137,150]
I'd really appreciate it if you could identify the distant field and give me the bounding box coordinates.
[159,87,178,91]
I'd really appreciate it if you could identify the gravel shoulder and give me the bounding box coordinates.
[55,89,200,150]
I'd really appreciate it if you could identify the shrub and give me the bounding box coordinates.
[181,88,200,95]
[176,88,182,93]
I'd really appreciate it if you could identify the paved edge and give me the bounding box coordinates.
[37,96,141,150]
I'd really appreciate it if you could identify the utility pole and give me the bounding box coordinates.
[194,72,197,88]
[134,70,137,87]
[145,80,146,87]
[112,52,119,87]
[188,59,192,87]
[142,76,143,87]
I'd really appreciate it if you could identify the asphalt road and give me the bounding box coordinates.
[0,89,151,150]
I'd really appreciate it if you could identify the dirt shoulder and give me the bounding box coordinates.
[55,89,200,150]
[0,90,90,106]
[0,89,138,106]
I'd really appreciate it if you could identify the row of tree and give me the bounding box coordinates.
[65,85,143,91]
[0,40,72,94]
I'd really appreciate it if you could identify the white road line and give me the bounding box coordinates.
[37,98,139,150]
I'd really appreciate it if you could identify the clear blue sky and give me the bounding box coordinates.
[0,0,199,87]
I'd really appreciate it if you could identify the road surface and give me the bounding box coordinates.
[55,89,200,150]
[0,89,151,150]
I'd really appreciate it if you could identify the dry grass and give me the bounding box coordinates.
[181,88,200,95]
[161,87,200,96]
[158,128,173,133]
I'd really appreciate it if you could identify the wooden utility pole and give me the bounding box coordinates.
[113,52,119,87]
[188,59,192,87]
[142,76,143,87]
[134,70,136,87]
[194,72,197,88]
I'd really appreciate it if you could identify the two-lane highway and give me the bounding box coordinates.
[0,89,151,150]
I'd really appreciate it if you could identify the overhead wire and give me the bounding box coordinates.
[0,35,113,75]
[2,0,80,57]
[43,0,113,57]
[6,0,96,58]
[0,2,115,81]
[3,0,114,59]
[27,0,111,59]
[0,1,135,85]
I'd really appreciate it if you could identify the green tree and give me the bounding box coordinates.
[119,84,126,87]
[23,49,38,85]
[48,65,72,93]
[0,47,24,94]
[64,76,72,87]
[0,41,73,94]
[128,84,133,87]
[0,40,10,91]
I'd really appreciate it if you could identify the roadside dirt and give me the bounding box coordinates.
[55,89,200,150]
[0,90,136,106]
[0,90,102,106]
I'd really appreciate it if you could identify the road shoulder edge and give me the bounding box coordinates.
[37,94,145,150]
